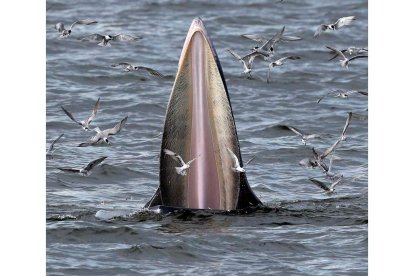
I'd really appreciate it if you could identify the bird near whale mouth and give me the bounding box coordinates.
[145,17,262,211]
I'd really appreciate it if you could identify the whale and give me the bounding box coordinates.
[145,17,262,211]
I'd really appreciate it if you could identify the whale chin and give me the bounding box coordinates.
[145,17,261,211]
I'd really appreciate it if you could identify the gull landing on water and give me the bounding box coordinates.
[226,147,255,173]
[314,16,356,37]
[111,63,164,77]
[58,156,107,176]
[78,116,128,147]
[326,46,368,69]
[309,175,344,194]
[79,34,142,46]
[267,56,301,83]
[55,19,97,38]
[317,89,368,103]
[163,149,200,176]
[61,97,100,131]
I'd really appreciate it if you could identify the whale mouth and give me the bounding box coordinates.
[152,17,261,211]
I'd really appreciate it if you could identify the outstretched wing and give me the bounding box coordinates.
[113,34,142,41]
[163,149,186,166]
[83,156,107,171]
[240,34,267,44]
[137,66,165,77]
[348,55,368,62]
[61,106,81,125]
[111,62,131,68]
[335,16,356,29]
[70,19,98,30]
[281,35,302,41]
[48,133,64,153]
[287,126,306,137]
[227,49,242,61]
[107,116,128,135]
[86,97,100,125]
[314,24,328,37]
[326,46,347,60]
[341,112,353,137]
[245,156,256,167]
[330,175,344,190]
[277,56,301,63]
[226,147,240,168]
[58,167,80,174]
[321,138,342,159]
[309,178,331,192]
[55,22,65,32]
[78,34,104,41]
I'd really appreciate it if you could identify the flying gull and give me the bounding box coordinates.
[267,56,301,83]
[55,19,97,38]
[111,63,164,77]
[317,89,368,103]
[79,34,142,46]
[309,175,344,194]
[58,156,107,176]
[163,149,199,176]
[328,47,368,61]
[286,125,324,145]
[226,147,255,173]
[326,46,368,69]
[227,49,256,77]
[314,16,356,37]
[61,97,100,131]
[78,116,128,147]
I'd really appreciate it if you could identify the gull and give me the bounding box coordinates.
[227,49,257,77]
[111,63,164,77]
[226,147,255,173]
[309,175,344,194]
[55,19,97,38]
[328,47,368,61]
[46,133,64,156]
[241,33,302,44]
[286,126,323,145]
[314,16,356,37]
[316,155,340,179]
[61,97,100,131]
[326,46,368,69]
[267,56,301,83]
[317,89,368,103]
[163,149,199,176]
[58,156,107,176]
[250,26,285,59]
[78,34,142,46]
[299,158,318,168]
[78,116,128,147]
[312,136,342,162]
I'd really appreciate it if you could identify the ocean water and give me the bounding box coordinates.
[46,0,368,274]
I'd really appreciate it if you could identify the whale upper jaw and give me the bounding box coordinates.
[145,17,261,211]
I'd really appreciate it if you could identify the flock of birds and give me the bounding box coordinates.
[47,14,367,196]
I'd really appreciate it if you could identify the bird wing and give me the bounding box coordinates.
[348,55,368,61]
[70,19,98,30]
[314,24,328,37]
[58,167,80,173]
[321,138,342,159]
[335,16,356,28]
[227,49,242,61]
[107,116,128,135]
[226,147,240,168]
[61,106,81,125]
[277,56,301,63]
[357,91,368,96]
[281,35,303,41]
[341,112,353,137]
[245,156,256,167]
[78,34,104,41]
[48,133,64,152]
[287,126,306,137]
[137,66,165,77]
[326,46,347,60]
[111,62,131,68]
[186,156,199,166]
[330,175,344,190]
[240,34,268,44]
[113,34,142,41]
[86,97,100,125]
[55,22,65,32]
[261,26,285,51]
[83,156,107,171]
[163,149,186,166]
[309,178,331,192]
